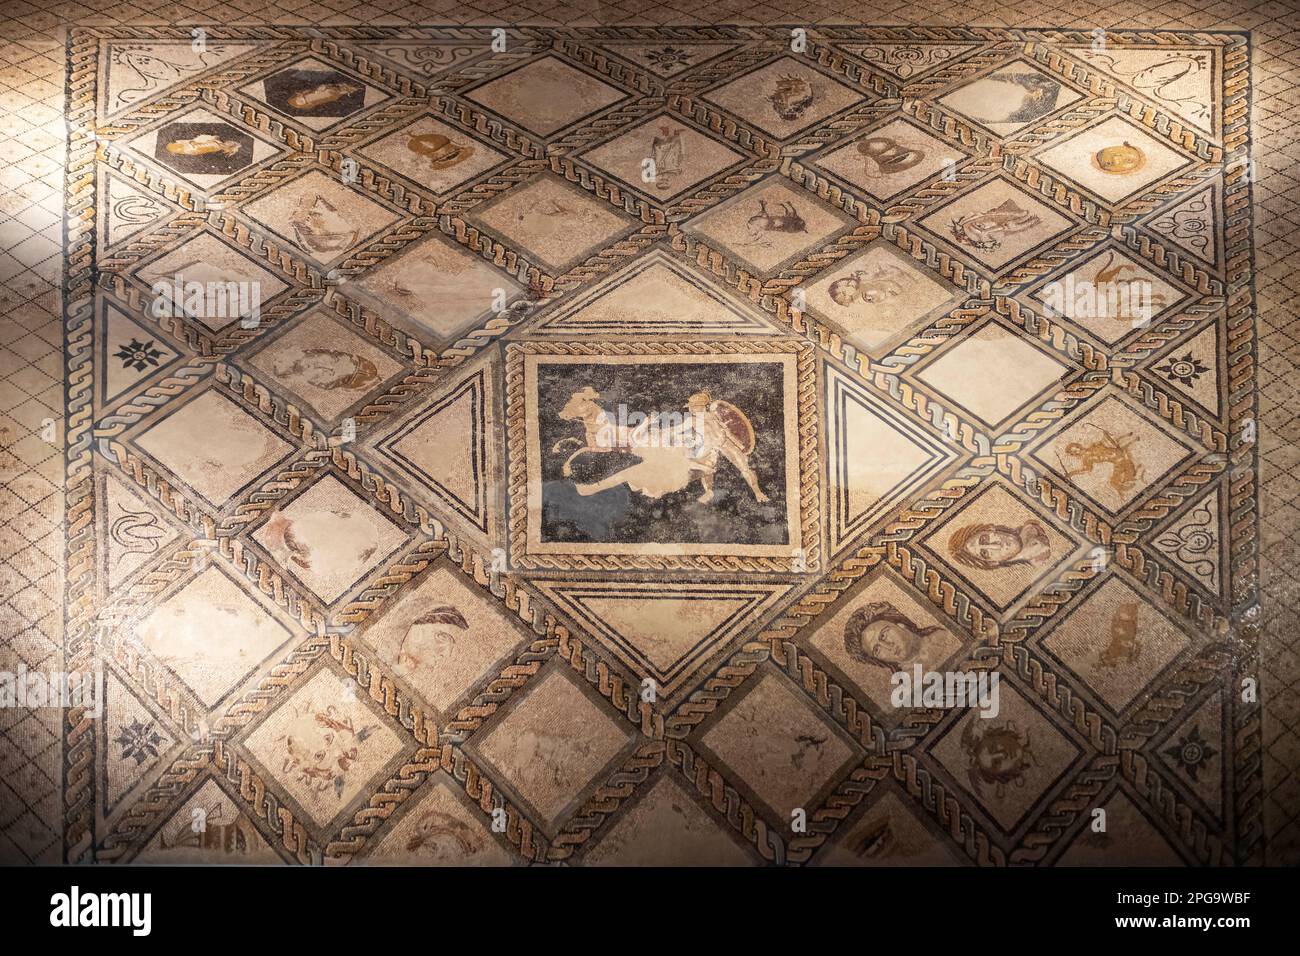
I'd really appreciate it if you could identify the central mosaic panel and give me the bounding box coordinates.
[507,341,817,571]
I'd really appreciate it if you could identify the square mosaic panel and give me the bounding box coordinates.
[61,24,1258,867]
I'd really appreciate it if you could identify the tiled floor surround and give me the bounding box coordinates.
[0,0,1295,867]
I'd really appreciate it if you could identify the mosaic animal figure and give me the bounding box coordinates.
[1059,423,1144,498]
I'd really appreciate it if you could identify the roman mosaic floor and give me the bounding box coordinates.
[1,0,1297,867]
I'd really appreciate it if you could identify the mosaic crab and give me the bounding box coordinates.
[961,718,1037,799]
